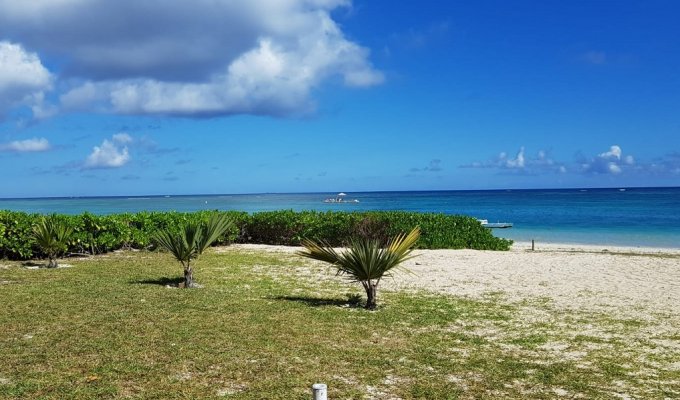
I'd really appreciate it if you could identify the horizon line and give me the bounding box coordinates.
[1,185,678,201]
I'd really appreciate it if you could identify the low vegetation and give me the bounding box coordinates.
[298,227,420,309]
[0,210,512,261]
[0,248,676,399]
[31,215,73,268]
[153,213,235,287]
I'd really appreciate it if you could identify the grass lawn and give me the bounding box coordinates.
[0,248,678,399]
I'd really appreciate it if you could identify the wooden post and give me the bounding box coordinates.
[531,239,535,251]
[312,383,327,400]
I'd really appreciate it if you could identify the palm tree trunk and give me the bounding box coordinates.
[183,266,194,288]
[363,281,378,310]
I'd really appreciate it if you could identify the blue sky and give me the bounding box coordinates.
[0,0,678,197]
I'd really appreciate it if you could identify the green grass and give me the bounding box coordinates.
[0,249,678,399]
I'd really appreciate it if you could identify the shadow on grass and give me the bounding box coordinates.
[133,276,184,286]
[274,294,363,308]
[21,261,45,268]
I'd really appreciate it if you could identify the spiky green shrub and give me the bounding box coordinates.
[298,227,421,309]
[152,213,235,288]
[32,215,73,268]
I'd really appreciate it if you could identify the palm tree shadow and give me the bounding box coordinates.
[133,276,184,286]
[21,261,45,268]
[274,294,363,308]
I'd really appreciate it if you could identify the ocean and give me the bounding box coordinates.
[1,187,679,248]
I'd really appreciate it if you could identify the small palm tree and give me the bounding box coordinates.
[153,213,234,288]
[33,215,73,268]
[297,227,420,310]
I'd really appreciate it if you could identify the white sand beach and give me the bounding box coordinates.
[227,242,680,319]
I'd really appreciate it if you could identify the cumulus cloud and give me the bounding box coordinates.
[0,41,52,116]
[462,147,565,174]
[580,145,634,175]
[111,132,132,144]
[503,147,525,169]
[598,145,621,160]
[0,0,383,117]
[84,134,132,169]
[0,137,50,152]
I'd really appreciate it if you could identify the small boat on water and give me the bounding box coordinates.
[477,219,513,229]
[323,192,360,203]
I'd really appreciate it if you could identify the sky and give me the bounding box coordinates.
[0,0,679,197]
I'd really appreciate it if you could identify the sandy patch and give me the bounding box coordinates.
[223,243,680,317]
[390,245,680,317]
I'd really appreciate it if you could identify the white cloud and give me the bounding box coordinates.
[0,137,50,152]
[1,1,382,117]
[581,145,634,175]
[112,133,132,144]
[461,147,566,174]
[84,134,131,169]
[607,163,621,174]
[59,81,100,111]
[503,147,525,169]
[598,145,621,160]
[0,41,52,116]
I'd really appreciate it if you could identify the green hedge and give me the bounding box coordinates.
[0,210,512,260]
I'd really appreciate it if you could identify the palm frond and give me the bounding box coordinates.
[153,228,194,265]
[297,239,340,265]
[152,213,234,267]
[385,226,420,266]
[32,215,73,256]
[299,227,421,282]
[195,213,235,255]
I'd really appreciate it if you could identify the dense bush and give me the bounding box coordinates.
[0,209,511,260]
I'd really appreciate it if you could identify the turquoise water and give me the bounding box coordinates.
[1,187,679,248]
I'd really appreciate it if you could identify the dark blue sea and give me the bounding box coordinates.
[2,187,679,248]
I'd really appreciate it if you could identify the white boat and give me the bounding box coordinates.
[477,219,513,229]
[323,198,360,203]
[323,192,360,203]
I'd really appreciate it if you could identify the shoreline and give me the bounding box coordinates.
[228,241,680,255]
[509,240,680,255]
